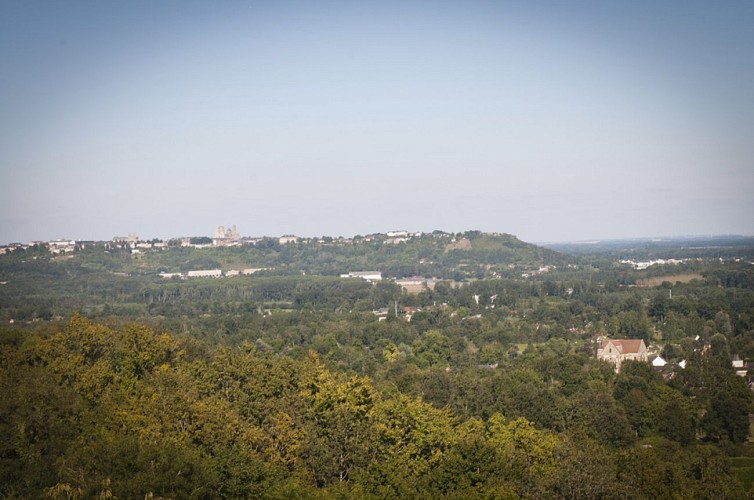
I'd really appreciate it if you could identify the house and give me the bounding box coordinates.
[597,338,648,372]
[651,356,667,370]
[372,308,389,321]
[732,354,748,377]
[403,306,418,321]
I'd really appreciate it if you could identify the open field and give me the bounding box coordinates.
[635,274,704,287]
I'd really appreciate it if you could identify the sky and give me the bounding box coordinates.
[1,0,753,244]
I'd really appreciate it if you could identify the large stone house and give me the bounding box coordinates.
[597,338,648,372]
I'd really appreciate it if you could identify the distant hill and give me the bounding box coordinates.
[542,235,754,260]
[197,230,577,280]
[78,230,573,280]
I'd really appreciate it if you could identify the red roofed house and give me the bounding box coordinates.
[597,338,648,372]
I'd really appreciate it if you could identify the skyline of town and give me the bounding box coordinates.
[3,224,753,249]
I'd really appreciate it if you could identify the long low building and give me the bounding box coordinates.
[187,269,222,278]
[341,271,382,281]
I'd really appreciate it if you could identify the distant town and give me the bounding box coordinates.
[0,226,431,254]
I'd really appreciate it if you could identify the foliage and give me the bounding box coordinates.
[1,315,751,498]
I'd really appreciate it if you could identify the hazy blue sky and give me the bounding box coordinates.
[2,1,753,244]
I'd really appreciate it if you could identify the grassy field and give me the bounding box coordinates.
[730,454,754,490]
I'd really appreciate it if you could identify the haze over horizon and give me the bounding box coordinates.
[2,1,753,245]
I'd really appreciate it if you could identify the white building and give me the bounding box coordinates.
[652,356,667,368]
[732,354,748,377]
[48,240,76,254]
[279,235,298,245]
[387,230,410,238]
[341,271,382,281]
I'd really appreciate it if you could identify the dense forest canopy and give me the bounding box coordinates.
[2,231,754,498]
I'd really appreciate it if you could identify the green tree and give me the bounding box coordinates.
[299,354,377,485]
[413,330,451,368]
[702,375,752,444]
